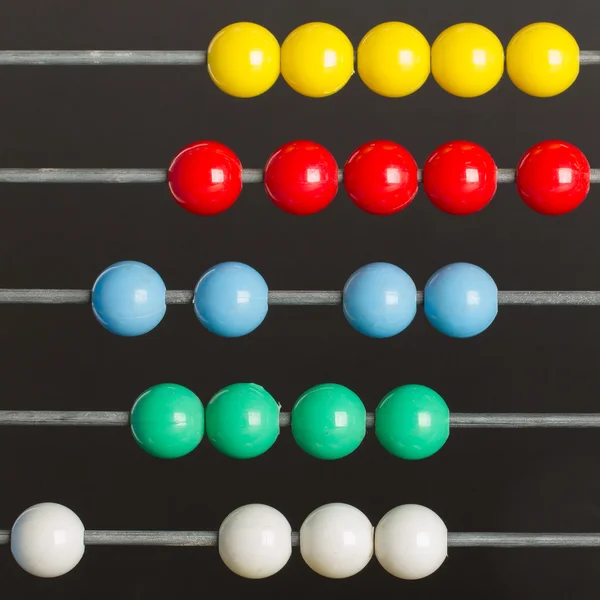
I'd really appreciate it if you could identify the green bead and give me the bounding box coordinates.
[375,384,449,460]
[291,384,366,460]
[206,383,280,459]
[130,383,204,459]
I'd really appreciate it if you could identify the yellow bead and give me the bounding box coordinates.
[507,23,579,97]
[357,22,430,97]
[281,22,354,98]
[207,22,280,98]
[432,23,504,97]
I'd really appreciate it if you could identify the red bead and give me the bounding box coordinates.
[168,141,243,216]
[516,140,590,215]
[264,141,338,215]
[423,141,497,215]
[343,141,418,215]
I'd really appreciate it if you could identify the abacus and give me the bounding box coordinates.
[2,4,600,596]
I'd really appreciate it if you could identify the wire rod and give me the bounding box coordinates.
[0,168,598,184]
[447,533,600,547]
[1,290,600,306]
[0,411,130,425]
[450,414,600,428]
[84,531,219,546]
[578,50,600,65]
[0,530,597,547]
[0,51,207,66]
[1,411,600,428]
[0,50,598,67]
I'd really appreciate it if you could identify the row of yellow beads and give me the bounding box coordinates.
[207,21,580,99]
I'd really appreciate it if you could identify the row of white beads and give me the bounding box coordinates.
[10,502,447,580]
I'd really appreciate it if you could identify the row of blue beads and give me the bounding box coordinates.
[91,260,498,339]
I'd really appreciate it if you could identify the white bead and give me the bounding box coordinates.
[218,504,292,579]
[374,504,447,580]
[11,502,85,578]
[300,503,373,578]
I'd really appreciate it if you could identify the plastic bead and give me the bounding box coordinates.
[374,504,447,580]
[206,383,280,459]
[193,262,268,337]
[343,263,417,338]
[168,141,243,216]
[130,383,204,459]
[264,140,338,215]
[219,504,292,579]
[11,503,85,578]
[207,22,280,98]
[300,503,374,578]
[281,23,354,97]
[423,141,497,215]
[357,22,430,97]
[516,140,590,215]
[291,383,366,460]
[375,385,449,459]
[343,141,419,215]
[424,262,498,338]
[432,23,504,97]
[92,261,166,337]
[507,23,579,97]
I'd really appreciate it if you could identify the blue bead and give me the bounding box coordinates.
[194,262,268,337]
[343,262,417,338]
[92,261,167,336]
[424,262,498,338]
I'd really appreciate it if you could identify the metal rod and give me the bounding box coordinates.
[84,531,218,546]
[0,530,597,547]
[0,411,130,425]
[0,51,207,66]
[447,533,600,547]
[0,290,600,306]
[0,50,597,67]
[497,291,600,306]
[450,414,600,428]
[0,168,598,184]
[580,50,600,65]
[1,411,600,428]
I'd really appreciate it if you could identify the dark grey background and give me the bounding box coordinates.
[0,0,599,597]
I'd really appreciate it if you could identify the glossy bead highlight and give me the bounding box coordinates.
[300,503,374,578]
[375,504,447,580]
[219,504,292,578]
[424,262,498,338]
[168,141,243,216]
[375,385,449,459]
[193,262,268,337]
[206,383,280,458]
[130,383,205,459]
[357,22,430,97]
[92,261,166,336]
[291,383,366,460]
[423,141,497,215]
[281,23,354,97]
[432,23,504,97]
[507,23,579,97]
[516,140,590,215]
[343,141,419,215]
[264,140,338,215]
[207,22,280,98]
[11,503,85,578]
[343,263,417,338]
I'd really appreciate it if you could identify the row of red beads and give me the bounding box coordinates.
[168,140,591,217]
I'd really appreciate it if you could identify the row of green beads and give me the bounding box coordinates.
[130,382,450,460]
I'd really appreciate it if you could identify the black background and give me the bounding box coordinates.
[0,0,599,598]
